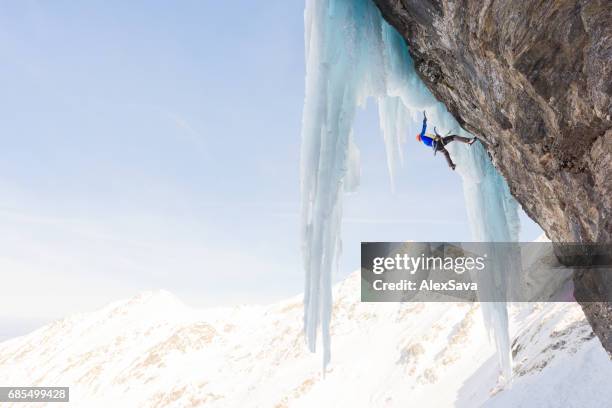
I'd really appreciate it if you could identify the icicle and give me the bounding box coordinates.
[301,0,386,367]
[377,97,408,192]
[301,0,520,379]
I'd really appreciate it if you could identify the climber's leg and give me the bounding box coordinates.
[440,147,456,170]
[443,135,474,144]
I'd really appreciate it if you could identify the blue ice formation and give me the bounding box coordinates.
[300,0,519,381]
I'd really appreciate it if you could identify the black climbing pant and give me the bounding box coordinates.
[435,135,473,169]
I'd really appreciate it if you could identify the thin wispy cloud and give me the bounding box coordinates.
[164,111,208,147]
[271,212,466,226]
[119,103,210,154]
[343,217,466,225]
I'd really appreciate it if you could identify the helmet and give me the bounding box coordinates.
[416,134,421,141]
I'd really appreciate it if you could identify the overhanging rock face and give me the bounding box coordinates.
[372,0,611,355]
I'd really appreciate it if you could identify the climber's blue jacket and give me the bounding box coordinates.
[418,116,435,147]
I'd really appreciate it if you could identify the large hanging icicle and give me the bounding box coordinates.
[301,0,520,379]
[453,141,520,382]
[301,0,388,368]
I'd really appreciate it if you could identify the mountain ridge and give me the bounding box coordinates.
[1,271,610,407]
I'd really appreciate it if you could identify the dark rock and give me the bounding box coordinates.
[373,0,611,355]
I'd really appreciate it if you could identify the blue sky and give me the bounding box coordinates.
[0,1,542,336]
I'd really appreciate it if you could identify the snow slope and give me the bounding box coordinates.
[0,273,610,408]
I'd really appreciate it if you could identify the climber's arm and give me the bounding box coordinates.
[419,112,427,137]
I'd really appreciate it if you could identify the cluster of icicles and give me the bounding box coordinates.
[300,0,519,382]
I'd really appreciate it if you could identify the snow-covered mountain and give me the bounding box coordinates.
[1,272,610,408]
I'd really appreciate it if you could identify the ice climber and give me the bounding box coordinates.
[415,111,476,170]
